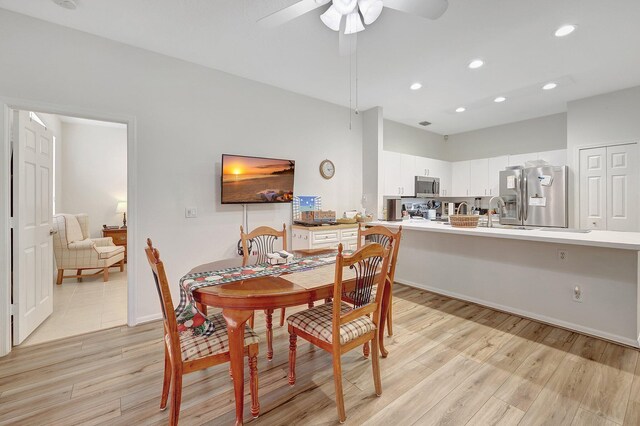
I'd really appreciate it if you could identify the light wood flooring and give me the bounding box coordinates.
[1,284,640,425]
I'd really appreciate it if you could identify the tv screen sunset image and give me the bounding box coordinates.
[221,155,295,203]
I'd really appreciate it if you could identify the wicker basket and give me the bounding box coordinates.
[449,202,480,228]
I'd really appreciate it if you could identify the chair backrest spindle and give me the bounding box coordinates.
[240,224,287,266]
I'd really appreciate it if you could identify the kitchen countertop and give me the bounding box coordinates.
[292,223,360,230]
[371,219,640,251]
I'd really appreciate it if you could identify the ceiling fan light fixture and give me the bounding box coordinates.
[332,0,358,15]
[358,0,383,25]
[320,5,342,31]
[344,12,365,34]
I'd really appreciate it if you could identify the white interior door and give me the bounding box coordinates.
[579,147,607,230]
[12,110,54,345]
[606,143,638,232]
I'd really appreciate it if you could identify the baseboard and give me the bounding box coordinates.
[396,278,640,349]
[134,313,163,325]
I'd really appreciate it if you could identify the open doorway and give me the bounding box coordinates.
[13,111,128,346]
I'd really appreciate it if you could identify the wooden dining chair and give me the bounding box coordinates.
[357,224,402,337]
[287,243,392,423]
[145,238,260,426]
[240,224,289,361]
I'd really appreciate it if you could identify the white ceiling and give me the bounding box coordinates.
[1,0,639,135]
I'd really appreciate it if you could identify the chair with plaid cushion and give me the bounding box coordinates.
[287,242,392,423]
[356,224,402,337]
[240,224,290,361]
[145,238,260,426]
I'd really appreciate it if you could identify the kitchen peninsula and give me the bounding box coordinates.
[372,220,640,347]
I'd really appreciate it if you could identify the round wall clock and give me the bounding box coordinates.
[319,159,335,179]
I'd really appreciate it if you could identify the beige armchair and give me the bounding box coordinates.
[53,214,125,284]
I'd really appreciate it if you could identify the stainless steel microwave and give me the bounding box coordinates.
[415,176,440,197]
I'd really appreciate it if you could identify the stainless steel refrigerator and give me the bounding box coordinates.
[499,165,568,227]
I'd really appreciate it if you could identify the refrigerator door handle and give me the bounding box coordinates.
[516,176,522,222]
[523,174,529,221]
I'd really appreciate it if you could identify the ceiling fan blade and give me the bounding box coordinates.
[258,0,331,28]
[384,0,449,20]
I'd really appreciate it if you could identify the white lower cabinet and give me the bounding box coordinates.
[291,226,359,250]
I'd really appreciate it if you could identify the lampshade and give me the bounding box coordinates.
[344,12,365,34]
[320,5,342,31]
[115,201,127,214]
[358,0,383,25]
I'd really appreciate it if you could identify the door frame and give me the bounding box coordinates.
[0,96,137,357]
[572,140,639,230]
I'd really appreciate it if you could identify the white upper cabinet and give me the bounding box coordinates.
[383,151,416,196]
[488,155,509,197]
[469,158,489,196]
[383,151,402,196]
[537,149,567,166]
[414,156,432,177]
[434,159,452,196]
[451,161,470,197]
[381,149,566,199]
[401,154,416,196]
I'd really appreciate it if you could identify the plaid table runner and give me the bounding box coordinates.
[176,252,341,337]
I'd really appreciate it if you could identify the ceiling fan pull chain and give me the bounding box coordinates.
[355,31,359,115]
[348,32,352,130]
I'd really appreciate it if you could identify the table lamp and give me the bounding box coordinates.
[116,201,127,228]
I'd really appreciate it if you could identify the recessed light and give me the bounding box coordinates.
[555,24,576,37]
[468,59,484,69]
[542,82,557,90]
[52,0,78,9]
[410,83,422,91]
[494,96,506,103]
[455,107,466,113]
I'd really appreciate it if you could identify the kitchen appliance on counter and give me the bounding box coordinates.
[384,198,404,221]
[499,165,568,228]
[415,176,440,197]
[404,201,442,219]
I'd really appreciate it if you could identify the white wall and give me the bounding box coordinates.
[445,113,567,161]
[383,119,447,160]
[59,121,127,238]
[0,9,363,323]
[384,113,567,162]
[567,85,640,227]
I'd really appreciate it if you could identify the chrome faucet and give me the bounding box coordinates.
[487,196,505,228]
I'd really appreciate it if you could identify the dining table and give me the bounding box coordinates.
[188,249,392,426]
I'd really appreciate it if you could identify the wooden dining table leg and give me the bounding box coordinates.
[222,308,254,426]
[378,278,391,358]
[265,308,274,361]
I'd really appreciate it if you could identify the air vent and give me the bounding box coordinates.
[418,121,431,127]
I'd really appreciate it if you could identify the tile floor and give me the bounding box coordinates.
[20,266,128,346]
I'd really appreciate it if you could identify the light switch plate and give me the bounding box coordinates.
[185,207,198,218]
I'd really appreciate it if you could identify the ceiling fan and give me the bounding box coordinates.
[259,0,449,54]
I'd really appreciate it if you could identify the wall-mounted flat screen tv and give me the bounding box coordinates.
[221,154,295,204]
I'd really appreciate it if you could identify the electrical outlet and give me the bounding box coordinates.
[558,249,568,262]
[185,207,198,218]
[573,285,583,303]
